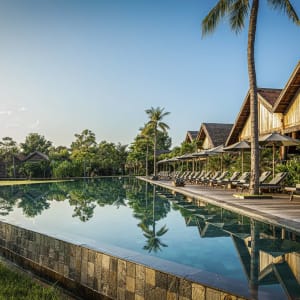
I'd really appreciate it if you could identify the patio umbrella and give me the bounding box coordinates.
[192,149,211,172]
[177,153,194,171]
[223,141,250,173]
[207,145,225,172]
[259,132,300,178]
[167,157,179,173]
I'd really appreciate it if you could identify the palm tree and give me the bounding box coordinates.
[138,125,153,177]
[145,107,170,178]
[202,1,299,194]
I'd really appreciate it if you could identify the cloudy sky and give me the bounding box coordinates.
[0,0,299,147]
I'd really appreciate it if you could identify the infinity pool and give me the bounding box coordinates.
[0,177,299,299]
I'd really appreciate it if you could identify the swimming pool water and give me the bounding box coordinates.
[0,177,299,299]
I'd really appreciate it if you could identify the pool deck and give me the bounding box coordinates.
[139,177,300,234]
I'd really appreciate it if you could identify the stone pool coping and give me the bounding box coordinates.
[138,177,300,234]
[0,220,253,300]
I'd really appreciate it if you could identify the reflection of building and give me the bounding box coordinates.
[171,195,300,299]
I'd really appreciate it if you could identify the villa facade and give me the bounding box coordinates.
[184,130,198,144]
[226,62,300,146]
[196,123,233,150]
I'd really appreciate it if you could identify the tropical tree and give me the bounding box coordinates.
[138,125,153,176]
[145,107,170,178]
[71,129,97,176]
[20,133,52,155]
[202,1,299,194]
[0,137,19,177]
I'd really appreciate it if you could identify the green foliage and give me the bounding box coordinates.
[20,133,52,155]
[180,141,197,155]
[19,161,51,178]
[127,110,171,175]
[51,160,81,178]
[49,146,70,161]
[276,158,300,186]
[0,261,66,299]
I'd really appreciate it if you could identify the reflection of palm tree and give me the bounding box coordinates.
[249,219,259,300]
[139,223,168,253]
[139,185,169,252]
[112,196,127,209]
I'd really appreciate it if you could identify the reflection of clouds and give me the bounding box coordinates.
[0,110,12,116]
[29,120,40,129]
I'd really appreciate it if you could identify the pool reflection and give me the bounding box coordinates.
[0,178,299,299]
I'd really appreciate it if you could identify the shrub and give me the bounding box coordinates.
[276,158,300,186]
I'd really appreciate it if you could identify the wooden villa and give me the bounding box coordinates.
[272,61,300,139]
[196,123,233,150]
[226,62,300,156]
[12,151,50,178]
[184,131,198,144]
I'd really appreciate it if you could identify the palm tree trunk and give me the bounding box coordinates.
[248,0,260,195]
[146,144,149,176]
[153,130,157,177]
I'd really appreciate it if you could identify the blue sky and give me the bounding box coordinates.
[0,0,299,148]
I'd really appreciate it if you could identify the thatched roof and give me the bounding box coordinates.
[185,130,198,143]
[273,61,300,113]
[13,153,27,162]
[155,149,170,156]
[196,123,233,148]
[25,151,49,162]
[14,151,49,163]
[226,88,282,146]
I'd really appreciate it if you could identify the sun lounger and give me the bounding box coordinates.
[201,171,221,185]
[195,170,213,184]
[230,172,250,189]
[237,171,271,191]
[259,172,288,193]
[209,171,229,186]
[214,171,240,188]
[284,184,300,201]
[188,171,205,184]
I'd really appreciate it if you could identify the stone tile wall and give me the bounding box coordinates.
[0,221,247,300]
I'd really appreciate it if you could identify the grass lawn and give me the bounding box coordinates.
[0,180,72,186]
[0,261,69,300]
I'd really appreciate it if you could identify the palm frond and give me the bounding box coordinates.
[158,122,170,132]
[156,225,168,236]
[268,0,300,24]
[202,0,234,36]
[230,0,250,33]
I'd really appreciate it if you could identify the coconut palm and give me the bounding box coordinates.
[145,107,170,178]
[138,124,154,177]
[202,1,299,194]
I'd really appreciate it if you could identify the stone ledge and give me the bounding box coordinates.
[233,194,273,199]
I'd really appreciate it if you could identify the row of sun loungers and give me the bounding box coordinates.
[159,170,289,192]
